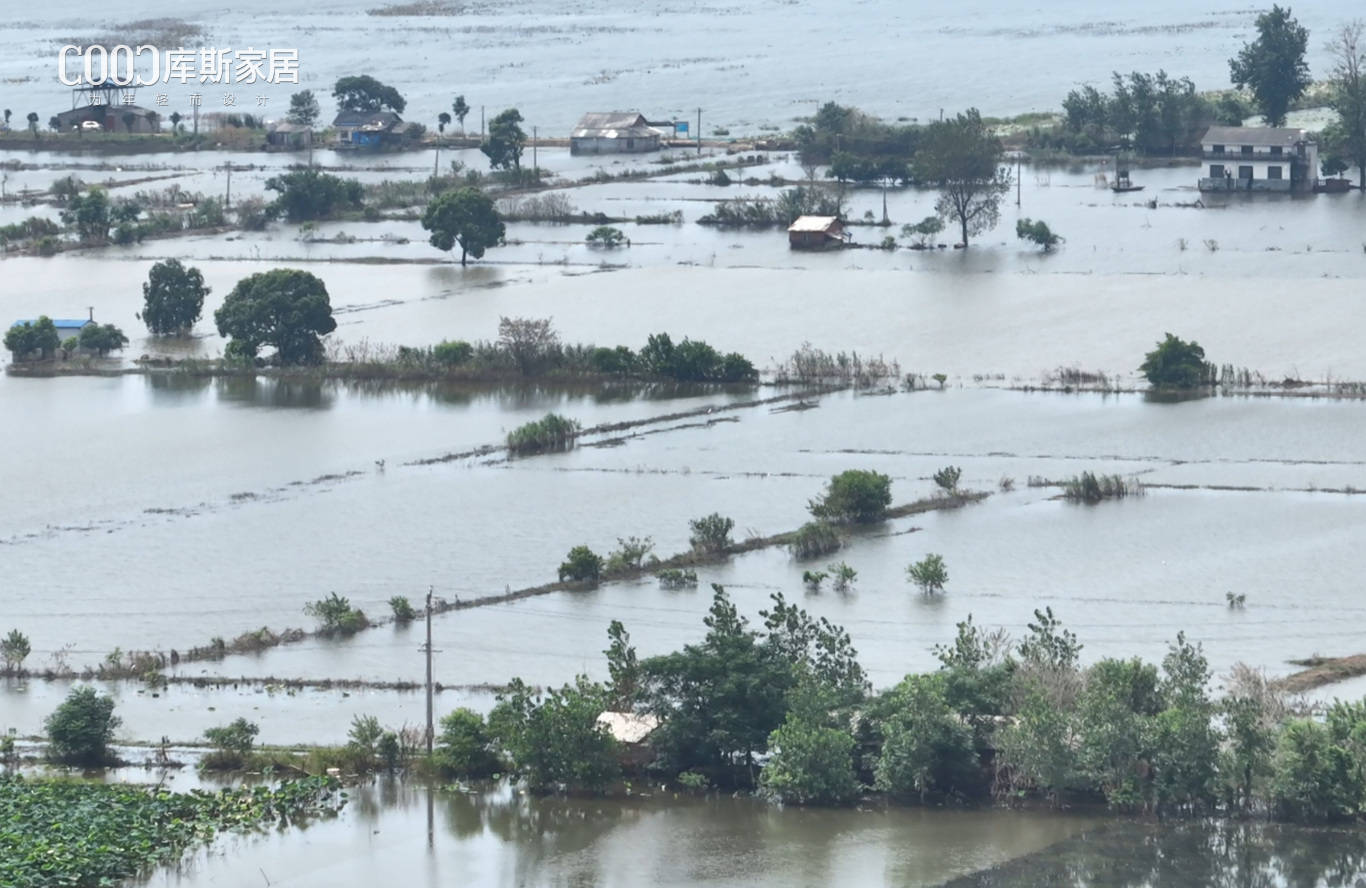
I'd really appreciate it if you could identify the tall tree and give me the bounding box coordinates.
[287,90,320,127]
[481,108,526,172]
[26,112,38,139]
[214,268,337,365]
[332,75,406,114]
[1229,5,1311,127]
[913,109,1010,247]
[1327,21,1366,186]
[452,95,470,134]
[420,187,505,266]
[139,259,210,335]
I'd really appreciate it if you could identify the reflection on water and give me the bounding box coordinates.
[944,820,1366,888]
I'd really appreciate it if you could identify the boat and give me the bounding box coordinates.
[1110,152,1143,192]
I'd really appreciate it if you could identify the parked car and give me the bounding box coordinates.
[80,120,102,131]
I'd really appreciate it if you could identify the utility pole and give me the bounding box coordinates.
[533,125,538,178]
[1016,154,1021,207]
[696,108,702,155]
[424,586,434,756]
[480,106,485,138]
[223,162,231,209]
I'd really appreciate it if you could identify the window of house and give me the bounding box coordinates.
[1212,144,1225,154]
[1209,164,1225,177]
[1267,166,1283,179]
[1238,165,1254,179]
[1241,145,1254,155]
[1270,146,1283,156]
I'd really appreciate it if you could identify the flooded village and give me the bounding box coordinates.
[4,2,1366,886]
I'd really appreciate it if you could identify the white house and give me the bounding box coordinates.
[570,112,662,155]
[1198,126,1318,193]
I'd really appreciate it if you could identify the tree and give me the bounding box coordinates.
[933,465,962,493]
[689,512,734,553]
[264,168,363,222]
[558,545,603,584]
[60,187,113,242]
[302,592,367,635]
[26,112,38,139]
[2,629,30,675]
[914,109,1010,246]
[287,90,320,127]
[496,316,558,374]
[4,317,61,361]
[2,108,9,129]
[203,718,259,768]
[332,75,406,114]
[604,620,641,708]
[420,187,504,266]
[906,554,948,595]
[169,110,182,133]
[487,677,619,792]
[1016,218,1062,252]
[481,108,526,172]
[437,111,451,135]
[452,95,470,134]
[586,225,626,247]
[1327,21,1366,186]
[901,215,943,247]
[45,686,121,765]
[214,268,337,364]
[435,708,500,777]
[78,323,128,357]
[140,259,209,335]
[1139,332,1214,389]
[874,673,982,802]
[761,710,860,805]
[1229,5,1311,127]
[808,469,892,524]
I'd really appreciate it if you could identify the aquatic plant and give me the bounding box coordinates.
[657,568,698,589]
[906,554,948,595]
[506,413,581,455]
[1061,472,1143,503]
[389,595,417,623]
[933,466,962,494]
[829,562,857,592]
[788,521,842,559]
[303,593,369,636]
[689,513,734,554]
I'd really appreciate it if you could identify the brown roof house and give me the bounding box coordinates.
[787,215,848,250]
[571,112,661,155]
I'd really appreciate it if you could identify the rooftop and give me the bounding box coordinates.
[787,215,841,233]
[1200,126,1312,147]
[11,318,93,329]
[332,110,402,129]
[572,111,657,139]
[595,711,660,744]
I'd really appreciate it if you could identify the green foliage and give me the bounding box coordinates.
[140,259,209,336]
[388,595,417,622]
[287,90,320,126]
[657,568,698,589]
[874,673,982,802]
[1058,71,1215,154]
[506,413,580,455]
[788,521,841,559]
[637,332,757,382]
[933,465,962,493]
[214,268,337,365]
[1222,693,1277,813]
[902,215,944,246]
[1229,5,1311,127]
[78,323,128,357]
[498,316,559,375]
[761,712,860,805]
[265,168,363,222]
[914,109,1009,246]
[689,513,735,554]
[333,74,406,113]
[59,187,114,242]
[1139,332,1215,389]
[1018,607,1082,671]
[420,187,504,266]
[558,545,603,584]
[488,676,619,792]
[698,187,843,227]
[605,536,654,573]
[1015,218,1062,251]
[1062,472,1142,503]
[45,686,121,765]
[202,718,260,769]
[4,317,60,361]
[906,553,948,595]
[1073,658,1161,809]
[2,629,31,675]
[481,108,527,171]
[436,708,500,778]
[1270,714,1365,822]
[802,570,827,590]
[794,101,919,181]
[0,215,61,247]
[828,561,857,592]
[0,775,343,888]
[586,225,626,247]
[303,592,369,635]
[808,469,892,524]
[677,770,709,789]
[604,620,641,708]
[432,339,473,365]
[1325,24,1366,186]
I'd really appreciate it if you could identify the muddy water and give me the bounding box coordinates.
[131,778,1094,888]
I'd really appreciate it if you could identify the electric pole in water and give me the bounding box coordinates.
[533,125,538,177]
[223,162,231,209]
[696,108,702,154]
[1016,154,1021,207]
[424,586,434,756]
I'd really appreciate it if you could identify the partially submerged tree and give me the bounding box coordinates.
[452,95,471,134]
[808,469,892,524]
[1229,5,1311,127]
[2,629,30,675]
[1139,332,1214,389]
[214,268,337,364]
[420,187,504,266]
[4,317,61,361]
[1016,218,1062,252]
[139,259,209,336]
[497,316,558,374]
[264,168,363,222]
[45,686,121,765]
[906,553,948,595]
[481,108,527,172]
[914,109,1010,247]
[78,323,128,357]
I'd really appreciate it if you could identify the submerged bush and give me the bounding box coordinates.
[1061,472,1143,504]
[389,596,417,623]
[689,513,734,554]
[657,568,699,589]
[906,554,948,595]
[202,718,260,770]
[1140,333,1216,389]
[809,469,892,524]
[303,593,369,636]
[436,708,501,778]
[789,521,841,559]
[604,536,654,573]
[507,413,580,455]
[45,687,121,766]
[558,545,604,585]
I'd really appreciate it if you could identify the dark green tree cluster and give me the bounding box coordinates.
[332,75,406,114]
[4,316,60,361]
[1058,71,1215,155]
[139,259,209,336]
[914,109,1010,247]
[808,469,892,524]
[420,187,504,266]
[214,268,337,365]
[1229,5,1311,128]
[1139,333,1215,389]
[264,168,363,222]
[794,102,920,183]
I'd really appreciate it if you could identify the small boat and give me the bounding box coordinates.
[1112,183,1145,193]
[1110,152,1142,192]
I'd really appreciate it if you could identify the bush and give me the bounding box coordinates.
[436,708,501,778]
[589,345,636,375]
[932,466,961,493]
[658,568,698,589]
[688,513,734,554]
[487,677,619,792]
[906,554,948,595]
[585,225,626,247]
[558,545,603,584]
[803,569,828,590]
[389,596,417,623]
[1061,472,1142,503]
[874,674,982,802]
[604,536,654,574]
[829,562,857,592]
[303,593,369,636]
[506,413,580,455]
[1139,333,1215,389]
[788,521,841,559]
[1270,703,1366,823]
[45,687,121,765]
[809,469,892,524]
[432,340,473,365]
[1016,218,1062,251]
[2,629,30,675]
[760,715,860,805]
[202,718,260,769]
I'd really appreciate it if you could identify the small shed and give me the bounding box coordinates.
[787,215,847,249]
[571,112,661,155]
[596,711,660,770]
[267,121,313,150]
